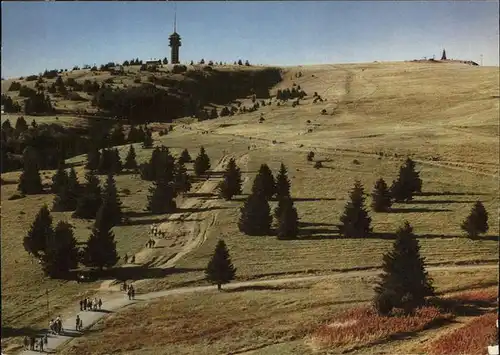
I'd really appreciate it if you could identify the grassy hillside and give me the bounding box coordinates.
[1,61,498,353]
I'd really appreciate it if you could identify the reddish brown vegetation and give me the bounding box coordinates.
[310,305,453,350]
[427,312,498,355]
[447,287,497,303]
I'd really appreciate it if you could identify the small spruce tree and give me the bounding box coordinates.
[18,147,43,195]
[72,170,102,219]
[102,173,122,226]
[42,221,79,277]
[173,159,191,194]
[194,146,211,177]
[274,163,291,200]
[82,198,119,270]
[390,158,422,202]
[218,158,242,200]
[86,146,101,171]
[146,174,177,214]
[142,128,153,148]
[123,145,138,171]
[179,148,192,164]
[251,164,275,200]
[374,221,435,315]
[205,239,236,290]
[276,199,299,240]
[51,164,68,194]
[238,193,272,236]
[371,178,392,212]
[339,181,372,238]
[23,204,53,257]
[461,201,489,238]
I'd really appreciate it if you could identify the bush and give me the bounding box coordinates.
[8,81,22,91]
[314,161,322,169]
[172,64,187,74]
[133,77,141,83]
[67,92,87,101]
[25,75,39,82]
[307,151,315,161]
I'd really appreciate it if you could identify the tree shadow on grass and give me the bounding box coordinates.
[176,206,229,213]
[415,191,489,197]
[225,284,308,293]
[292,197,343,202]
[183,192,217,198]
[1,326,43,338]
[390,207,452,213]
[298,227,340,237]
[408,199,478,205]
[65,266,206,283]
[125,217,204,226]
[299,221,338,228]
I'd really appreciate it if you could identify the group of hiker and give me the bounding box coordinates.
[49,316,64,335]
[145,238,156,248]
[24,335,47,352]
[123,253,136,264]
[79,297,102,311]
[122,281,136,300]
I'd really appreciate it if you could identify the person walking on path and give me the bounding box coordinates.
[23,336,29,350]
[39,337,44,352]
[78,317,83,331]
[98,298,102,310]
[83,298,87,311]
[29,336,35,350]
[79,299,84,311]
[76,315,81,331]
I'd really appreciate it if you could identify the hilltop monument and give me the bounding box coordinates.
[441,49,447,60]
[169,7,181,64]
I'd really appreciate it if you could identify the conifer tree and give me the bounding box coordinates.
[72,170,102,219]
[51,164,68,194]
[53,167,81,211]
[42,221,79,277]
[127,125,141,143]
[218,158,242,200]
[18,147,43,195]
[82,197,119,270]
[110,123,126,146]
[251,164,275,200]
[110,148,123,174]
[371,178,392,212]
[179,148,192,164]
[274,163,290,200]
[123,145,138,171]
[146,172,177,214]
[277,199,299,239]
[102,173,122,226]
[461,201,489,238]
[374,221,435,315]
[194,146,211,176]
[390,158,422,202]
[238,193,272,236]
[98,148,112,174]
[23,204,53,257]
[86,146,100,171]
[173,158,191,194]
[142,128,153,148]
[205,239,236,290]
[274,196,293,220]
[339,181,372,238]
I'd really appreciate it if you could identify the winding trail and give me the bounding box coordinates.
[19,263,498,354]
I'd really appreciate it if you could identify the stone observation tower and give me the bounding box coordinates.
[169,7,181,64]
[441,49,447,61]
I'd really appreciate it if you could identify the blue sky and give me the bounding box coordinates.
[2,1,499,78]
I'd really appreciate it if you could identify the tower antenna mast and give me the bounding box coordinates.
[174,2,177,33]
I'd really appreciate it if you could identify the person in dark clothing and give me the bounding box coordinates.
[83,298,87,311]
[39,337,44,352]
[23,336,29,349]
[98,298,102,310]
[30,336,35,350]
[76,315,81,331]
[80,299,84,311]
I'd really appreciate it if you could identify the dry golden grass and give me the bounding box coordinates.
[2,62,499,352]
[57,269,498,355]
